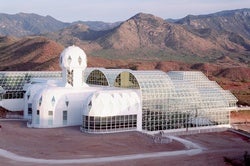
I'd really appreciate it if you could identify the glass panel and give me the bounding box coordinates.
[82,115,137,133]
[86,70,108,86]
[0,71,62,99]
[67,70,73,86]
[28,103,32,115]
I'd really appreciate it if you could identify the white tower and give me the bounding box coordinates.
[59,46,88,88]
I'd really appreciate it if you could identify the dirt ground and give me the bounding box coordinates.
[230,110,250,133]
[0,120,250,166]
[230,110,250,124]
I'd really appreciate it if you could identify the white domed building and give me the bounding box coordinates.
[23,46,142,132]
[0,45,237,134]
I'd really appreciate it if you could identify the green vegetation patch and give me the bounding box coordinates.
[90,48,214,64]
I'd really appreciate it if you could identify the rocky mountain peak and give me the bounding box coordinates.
[129,12,167,26]
[131,12,160,19]
[176,8,250,39]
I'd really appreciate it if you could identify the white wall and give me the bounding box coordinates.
[1,99,24,111]
[29,86,97,128]
[23,84,45,119]
[86,90,141,117]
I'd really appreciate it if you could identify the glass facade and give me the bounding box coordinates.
[0,71,62,99]
[85,69,237,132]
[167,71,237,128]
[82,114,137,133]
[114,71,174,131]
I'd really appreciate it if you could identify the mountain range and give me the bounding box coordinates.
[0,9,249,105]
[45,9,250,65]
[0,12,120,36]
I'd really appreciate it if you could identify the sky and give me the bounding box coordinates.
[0,0,249,22]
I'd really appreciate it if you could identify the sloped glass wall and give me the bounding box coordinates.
[0,71,62,99]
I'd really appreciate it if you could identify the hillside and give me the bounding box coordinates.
[176,8,250,40]
[0,13,69,37]
[45,23,111,52]
[72,21,121,31]
[93,13,223,58]
[94,11,250,64]
[0,36,64,71]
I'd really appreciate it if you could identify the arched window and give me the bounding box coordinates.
[65,96,69,107]
[86,70,108,86]
[67,56,72,66]
[114,72,139,89]
[51,96,56,107]
[39,96,42,106]
[88,101,92,112]
[27,91,30,100]
[78,56,82,66]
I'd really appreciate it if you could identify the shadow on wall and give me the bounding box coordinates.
[0,107,23,119]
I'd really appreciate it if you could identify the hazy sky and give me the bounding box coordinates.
[0,0,249,22]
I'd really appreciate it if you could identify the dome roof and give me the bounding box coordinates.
[59,45,87,69]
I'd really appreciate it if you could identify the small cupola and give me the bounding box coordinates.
[60,45,87,70]
[60,45,88,88]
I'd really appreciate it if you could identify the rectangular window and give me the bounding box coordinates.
[48,111,53,116]
[48,110,53,126]
[28,103,32,115]
[63,110,67,125]
[82,114,137,133]
[63,111,67,121]
[37,110,40,115]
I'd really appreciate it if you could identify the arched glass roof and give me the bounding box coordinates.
[169,80,201,111]
[84,68,103,82]
[168,71,238,109]
[85,68,131,86]
[167,71,209,81]
[114,71,140,89]
[85,69,109,86]
[114,70,174,97]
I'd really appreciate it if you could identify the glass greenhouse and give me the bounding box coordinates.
[0,71,62,99]
[0,69,238,132]
[85,69,238,131]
